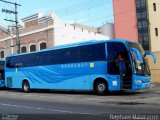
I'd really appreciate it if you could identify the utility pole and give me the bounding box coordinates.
[0,0,21,54]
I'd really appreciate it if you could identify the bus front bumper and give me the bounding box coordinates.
[132,82,151,91]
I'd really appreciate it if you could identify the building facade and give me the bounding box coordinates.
[113,0,160,83]
[147,0,160,52]
[0,12,113,60]
[146,0,160,84]
[113,0,138,43]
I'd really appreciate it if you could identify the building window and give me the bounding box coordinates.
[142,21,147,28]
[136,0,146,8]
[30,45,36,52]
[155,28,158,36]
[153,3,156,11]
[0,51,4,58]
[21,46,27,53]
[142,11,147,18]
[136,0,141,7]
[40,42,47,50]
[138,22,142,28]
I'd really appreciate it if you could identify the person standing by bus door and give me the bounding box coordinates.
[117,54,127,89]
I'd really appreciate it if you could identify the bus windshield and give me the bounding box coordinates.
[127,42,150,76]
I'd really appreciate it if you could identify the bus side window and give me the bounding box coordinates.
[107,42,128,75]
[0,71,4,80]
[107,43,119,74]
[77,44,106,62]
[0,73,2,79]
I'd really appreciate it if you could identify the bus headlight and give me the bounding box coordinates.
[135,80,142,83]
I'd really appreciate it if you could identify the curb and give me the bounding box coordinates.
[151,84,160,88]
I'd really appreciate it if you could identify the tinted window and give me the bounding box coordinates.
[6,43,106,68]
[127,42,145,55]
[107,42,127,61]
[107,42,128,74]
[0,61,4,70]
[47,47,79,65]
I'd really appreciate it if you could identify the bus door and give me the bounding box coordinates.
[129,48,156,90]
[107,42,132,90]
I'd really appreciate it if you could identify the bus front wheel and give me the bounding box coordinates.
[22,80,30,93]
[94,80,107,95]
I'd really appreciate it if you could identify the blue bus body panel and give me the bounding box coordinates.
[107,75,121,91]
[132,75,151,91]
[5,61,121,91]
[0,79,5,87]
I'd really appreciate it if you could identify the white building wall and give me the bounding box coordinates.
[54,20,111,46]
[147,0,160,52]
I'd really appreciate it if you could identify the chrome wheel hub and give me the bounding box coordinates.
[98,83,105,92]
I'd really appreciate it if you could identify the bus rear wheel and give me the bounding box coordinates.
[94,81,107,95]
[22,81,30,93]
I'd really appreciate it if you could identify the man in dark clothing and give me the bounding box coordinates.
[117,54,127,88]
[117,54,126,74]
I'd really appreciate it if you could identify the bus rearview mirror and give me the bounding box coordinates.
[130,48,143,63]
[144,51,156,64]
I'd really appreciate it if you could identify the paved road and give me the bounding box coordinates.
[0,85,159,120]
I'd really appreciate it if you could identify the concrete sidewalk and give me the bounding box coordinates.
[151,83,160,88]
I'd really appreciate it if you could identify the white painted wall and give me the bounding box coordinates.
[147,0,160,52]
[54,20,111,46]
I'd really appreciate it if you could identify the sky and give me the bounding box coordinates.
[0,0,113,27]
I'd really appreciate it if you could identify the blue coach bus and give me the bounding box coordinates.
[5,40,156,95]
[0,60,5,88]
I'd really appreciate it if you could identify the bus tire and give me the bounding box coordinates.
[94,80,107,95]
[22,80,30,93]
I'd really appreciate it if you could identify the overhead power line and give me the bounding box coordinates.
[57,0,110,12]
[56,0,112,17]
[0,0,21,54]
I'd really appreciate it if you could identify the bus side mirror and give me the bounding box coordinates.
[144,51,156,64]
[130,48,143,63]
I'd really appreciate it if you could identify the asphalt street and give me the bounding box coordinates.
[0,84,159,120]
